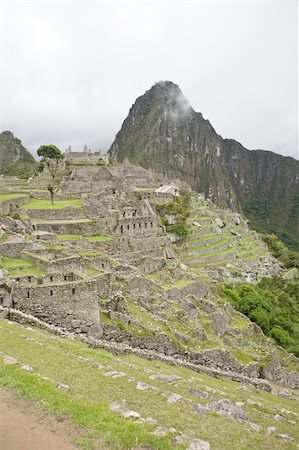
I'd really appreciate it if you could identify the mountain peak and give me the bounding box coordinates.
[109,82,299,250]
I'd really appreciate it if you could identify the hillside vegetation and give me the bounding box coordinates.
[1,320,299,450]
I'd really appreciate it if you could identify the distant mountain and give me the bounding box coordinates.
[0,131,36,178]
[109,81,299,249]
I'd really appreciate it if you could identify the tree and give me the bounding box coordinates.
[47,184,54,205]
[37,145,63,178]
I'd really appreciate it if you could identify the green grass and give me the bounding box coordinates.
[84,267,102,278]
[57,234,83,240]
[0,256,45,277]
[21,198,82,210]
[0,193,28,203]
[57,234,112,242]
[0,232,9,243]
[0,320,298,450]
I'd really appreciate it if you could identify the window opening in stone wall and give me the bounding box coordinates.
[28,276,31,282]
[120,225,123,234]
[72,288,76,295]
[50,276,53,282]
[27,291,30,298]
[127,224,130,230]
[50,289,53,296]
[64,275,67,281]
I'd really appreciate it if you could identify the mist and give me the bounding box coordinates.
[0,1,298,160]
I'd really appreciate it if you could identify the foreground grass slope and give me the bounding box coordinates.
[0,320,298,450]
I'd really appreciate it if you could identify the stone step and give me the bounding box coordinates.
[181,240,234,257]
[183,248,236,265]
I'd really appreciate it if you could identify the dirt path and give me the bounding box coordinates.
[0,390,82,450]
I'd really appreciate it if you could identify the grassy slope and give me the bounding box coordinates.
[0,257,45,277]
[21,198,82,209]
[0,320,298,450]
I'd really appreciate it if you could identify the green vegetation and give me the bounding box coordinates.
[37,144,63,179]
[84,267,101,277]
[1,320,298,450]
[0,256,45,277]
[57,234,112,242]
[156,191,191,238]
[21,198,82,209]
[222,277,299,356]
[0,193,28,203]
[0,232,9,243]
[262,234,299,269]
[0,161,37,179]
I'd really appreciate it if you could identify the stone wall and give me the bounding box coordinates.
[0,242,37,258]
[35,221,99,236]
[136,257,165,275]
[12,279,101,333]
[0,195,30,215]
[21,207,86,220]
[23,250,83,273]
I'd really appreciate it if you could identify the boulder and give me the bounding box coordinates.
[87,324,103,339]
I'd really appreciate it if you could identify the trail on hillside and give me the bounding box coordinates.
[0,390,81,450]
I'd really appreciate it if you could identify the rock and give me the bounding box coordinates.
[71,319,81,328]
[189,388,209,399]
[278,434,294,442]
[4,356,18,365]
[210,311,229,337]
[58,383,70,390]
[136,382,158,391]
[180,263,188,271]
[103,371,125,378]
[187,438,210,450]
[87,324,103,339]
[207,399,247,421]
[273,414,283,421]
[248,422,262,431]
[215,217,224,228]
[193,403,209,416]
[193,221,201,228]
[150,427,170,436]
[149,374,181,383]
[283,268,298,281]
[110,402,140,419]
[172,433,189,445]
[166,393,183,403]
[145,417,158,425]
[20,364,33,373]
[267,427,276,435]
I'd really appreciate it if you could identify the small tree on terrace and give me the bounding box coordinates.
[37,145,63,178]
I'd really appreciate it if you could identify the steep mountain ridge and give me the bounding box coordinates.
[0,131,35,165]
[0,131,36,178]
[109,81,299,249]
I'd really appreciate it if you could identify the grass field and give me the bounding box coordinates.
[0,257,45,277]
[21,198,82,210]
[0,193,28,203]
[57,234,112,242]
[0,320,298,450]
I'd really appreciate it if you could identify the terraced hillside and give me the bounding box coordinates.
[1,319,299,450]
[175,196,275,280]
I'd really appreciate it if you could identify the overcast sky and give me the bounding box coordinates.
[0,0,298,159]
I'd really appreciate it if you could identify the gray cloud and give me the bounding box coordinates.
[0,1,298,159]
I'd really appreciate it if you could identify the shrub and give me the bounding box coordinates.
[269,327,292,347]
[249,308,270,333]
